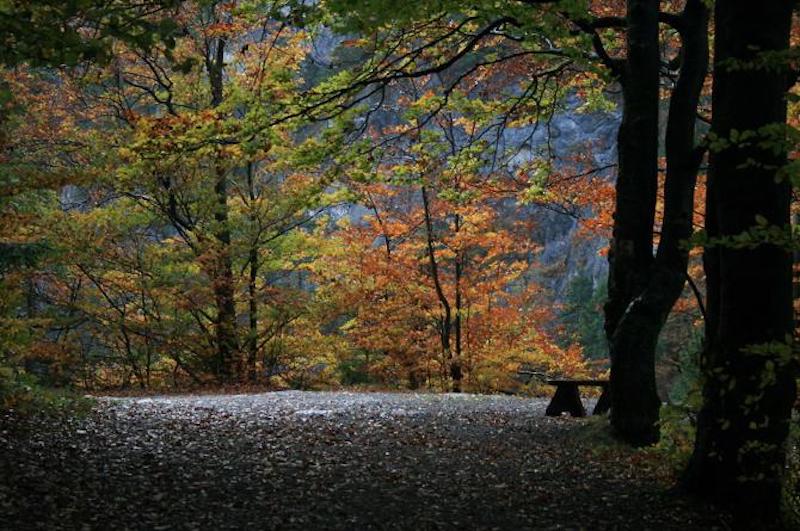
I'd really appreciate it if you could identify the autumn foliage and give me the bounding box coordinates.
[0,0,725,395]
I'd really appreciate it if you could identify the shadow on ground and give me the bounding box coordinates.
[1,391,727,530]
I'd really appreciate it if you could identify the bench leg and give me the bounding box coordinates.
[545,384,586,417]
[592,386,611,415]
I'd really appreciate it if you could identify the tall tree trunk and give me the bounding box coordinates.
[212,165,239,380]
[794,212,800,322]
[247,245,259,382]
[453,214,463,393]
[605,0,662,445]
[246,165,259,382]
[684,1,796,525]
[421,186,456,391]
[206,34,239,381]
[607,0,709,446]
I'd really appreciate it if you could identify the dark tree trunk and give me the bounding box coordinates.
[607,0,709,446]
[605,0,662,445]
[246,163,259,382]
[212,164,239,381]
[407,368,420,390]
[452,214,463,393]
[684,1,796,525]
[421,186,459,391]
[247,245,259,382]
[206,34,239,381]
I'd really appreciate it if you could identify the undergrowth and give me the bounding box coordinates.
[0,367,94,418]
[571,415,677,485]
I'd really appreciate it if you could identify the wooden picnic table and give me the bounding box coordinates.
[544,379,610,417]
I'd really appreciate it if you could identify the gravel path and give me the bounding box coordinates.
[1,391,727,530]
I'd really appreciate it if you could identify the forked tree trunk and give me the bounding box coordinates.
[684,1,796,525]
[607,0,709,446]
[605,0,662,445]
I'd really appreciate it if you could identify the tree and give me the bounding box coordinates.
[599,0,710,445]
[295,0,711,444]
[560,273,607,361]
[0,0,180,68]
[312,90,584,391]
[0,0,182,394]
[1,1,342,388]
[103,0,320,381]
[684,1,797,525]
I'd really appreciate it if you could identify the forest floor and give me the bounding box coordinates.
[1,391,730,530]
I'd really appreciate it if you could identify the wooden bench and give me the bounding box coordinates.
[545,379,610,417]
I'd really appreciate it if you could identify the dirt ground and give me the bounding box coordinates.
[0,391,729,530]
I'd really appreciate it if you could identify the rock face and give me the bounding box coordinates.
[515,93,622,299]
[333,105,620,302]
[306,32,621,301]
[512,97,622,300]
[531,206,609,300]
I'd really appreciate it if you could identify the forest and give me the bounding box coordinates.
[1,0,798,529]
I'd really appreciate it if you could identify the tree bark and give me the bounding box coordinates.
[247,245,259,382]
[421,186,458,391]
[684,1,796,525]
[605,0,662,445]
[246,165,259,382]
[211,163,239,381]
[206,33,240,381]
[607,0,709,446]
[452,213,463,392]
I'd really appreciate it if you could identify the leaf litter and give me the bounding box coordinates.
[1,391,729,530]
